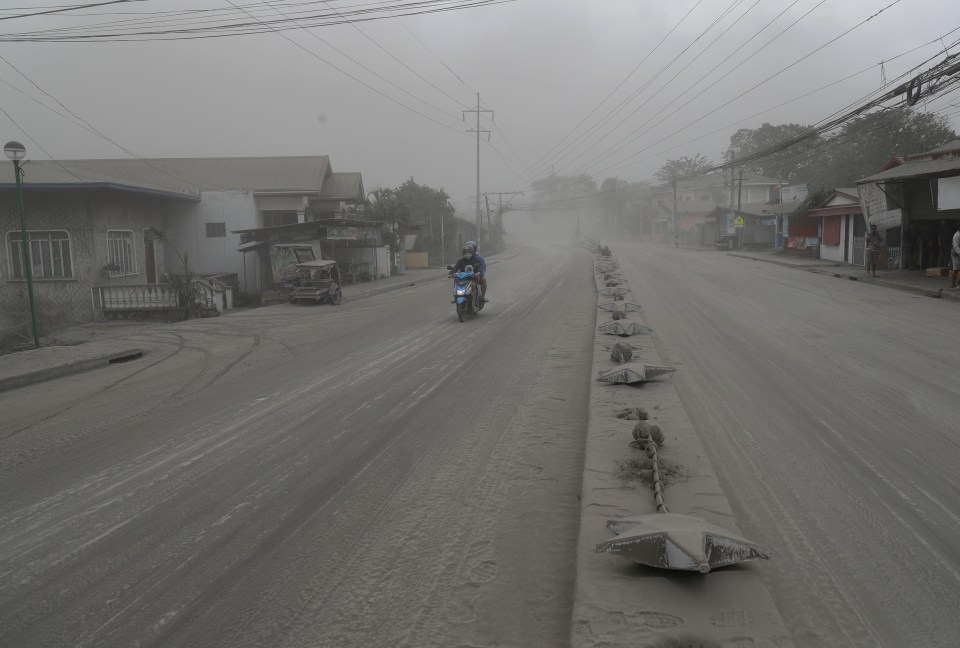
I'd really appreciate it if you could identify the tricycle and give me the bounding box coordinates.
[287,259,342,305]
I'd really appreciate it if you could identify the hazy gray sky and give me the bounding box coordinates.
[2,0,959,214]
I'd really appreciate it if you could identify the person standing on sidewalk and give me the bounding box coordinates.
[865,224,882,277]
[950,223,960,288]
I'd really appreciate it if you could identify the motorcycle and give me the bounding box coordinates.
[447,264,484,322]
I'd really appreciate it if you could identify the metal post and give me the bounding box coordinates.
[476,93,481,241]
[463,93,492,248]
[737,168,744,251]
[672,179,678,248]
[13,160,40,348]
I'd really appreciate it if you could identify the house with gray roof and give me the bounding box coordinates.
[0,155,363,344]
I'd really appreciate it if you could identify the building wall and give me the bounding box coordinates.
[820,222,844,263]
[0,189,172,343]
[163,190,259,294]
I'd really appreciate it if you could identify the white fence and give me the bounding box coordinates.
[93,278,233,315]
[93,284,178,312]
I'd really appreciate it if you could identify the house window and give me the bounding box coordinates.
[107,230,136,276]
[6,230,74,280]
[206,222,226,238]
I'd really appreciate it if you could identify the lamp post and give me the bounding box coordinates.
[4,141,40,348]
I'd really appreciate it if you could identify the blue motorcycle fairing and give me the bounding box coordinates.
[456,296,466,304]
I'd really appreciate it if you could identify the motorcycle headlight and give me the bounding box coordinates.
[456,288,467,295]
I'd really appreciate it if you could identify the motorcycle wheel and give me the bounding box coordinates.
[456,302,465,322]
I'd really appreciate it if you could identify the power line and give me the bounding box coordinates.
[578,30,960,182]
[0,0,514,43]
[222,0,470,136]
[0,0,145,22]
[579,0,907,181]
[567,0,828,179]
[0,55,213,189]
[396,16,473,92]
[548,0,767,178]
[319,0,472,109]
[502,0,706,188]
[0,103,89,183]
[255,0,466,124]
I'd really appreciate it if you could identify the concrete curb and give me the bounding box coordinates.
[725,251,960,303]
[0,347,144,393]
[570,256,792,647]
[726,251,840,270]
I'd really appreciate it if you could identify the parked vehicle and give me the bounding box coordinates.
[288,259,342,305]
[447,265,484,322]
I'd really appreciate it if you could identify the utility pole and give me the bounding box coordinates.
[481,191,522,252]
[464,93,492,247]
[672,179,678,248]
[736,168,744,250]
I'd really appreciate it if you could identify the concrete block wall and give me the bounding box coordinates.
[0,189,172,344]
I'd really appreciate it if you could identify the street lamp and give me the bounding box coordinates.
[4,141,40,348]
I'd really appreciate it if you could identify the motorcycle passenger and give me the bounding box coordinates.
[449,244,487,303]
[463,241,487,302]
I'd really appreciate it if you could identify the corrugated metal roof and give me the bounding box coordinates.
[858,157,960,183]
[319,172,363,199]
[2,156,331,198]
[909,139,960,157]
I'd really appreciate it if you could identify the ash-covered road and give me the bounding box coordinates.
[615,243,960,648]
[0,246,597,648]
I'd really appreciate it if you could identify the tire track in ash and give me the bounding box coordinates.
[139,328,482,648]
[158,330,258,403]
[142,261,553,648]
[204,334,261,389]
[0,334,187,440]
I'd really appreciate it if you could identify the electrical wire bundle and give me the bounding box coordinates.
[0,0,512,43]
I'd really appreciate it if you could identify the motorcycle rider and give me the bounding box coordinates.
[448,242,487,303]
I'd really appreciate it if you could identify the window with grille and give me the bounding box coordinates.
[6,230,74,280]
[206,222,226,238]
[107,230,136,276]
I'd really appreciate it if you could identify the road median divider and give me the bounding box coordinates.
[570,251,793,647]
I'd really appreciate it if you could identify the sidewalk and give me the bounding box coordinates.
[728,249,960,303]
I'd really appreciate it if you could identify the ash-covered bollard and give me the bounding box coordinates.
[611,311,624,320]
[615,406,649,421]
[610,342,633,364]
[631,420,663,447]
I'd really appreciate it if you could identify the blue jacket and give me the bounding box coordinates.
[451,253,486,276]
